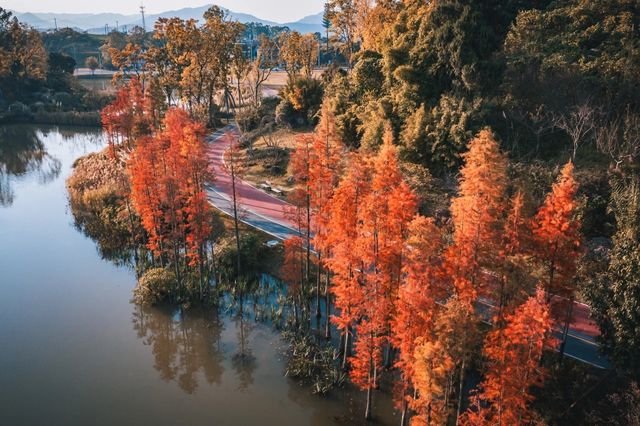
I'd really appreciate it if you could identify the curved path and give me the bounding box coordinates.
[206,125,300,241]
[206,125,609,369]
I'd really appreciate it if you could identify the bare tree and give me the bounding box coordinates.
[223,135,247,286]
[510,105,555,156]
[231,44,251,108]
[595,107,640,170]
[246,35,278,106]
[553,101,598,160]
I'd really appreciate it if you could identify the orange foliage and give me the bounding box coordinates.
[463,288,557,426]
[101,78,152,157]
[392,215,443,411]
[349,128,417,399]
[446,129,508,304]
[128,108,212,268]
[531,161,582,300]
[410,338,454,426]
[327,152,371,336]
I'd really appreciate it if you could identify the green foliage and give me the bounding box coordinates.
[46,52,76,91]
[216,233,270,284]
[501,0,640,155]
[133,268,178,305]
[41,28,103,68]
[277,77,324,126]
[401,94,482,171]
[0,8,48,101]
[584,174,640,377]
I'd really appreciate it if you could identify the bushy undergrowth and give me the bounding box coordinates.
[66,148,142,261]
[133,268,177,305]
[283,330,346,395]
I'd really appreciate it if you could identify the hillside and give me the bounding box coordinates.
[12,5,323,34]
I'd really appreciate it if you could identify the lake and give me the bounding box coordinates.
[0,125,396,426]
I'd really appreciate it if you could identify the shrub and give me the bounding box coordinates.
[283,330,346,395]
[133,268,177,305]
[278,77,323,127]
[8,102,29,114]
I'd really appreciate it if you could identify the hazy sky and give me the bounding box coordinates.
[5,1,326,23]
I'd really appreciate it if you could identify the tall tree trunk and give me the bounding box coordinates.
[342,328,350,370]
[324,269,331,340]
[400,394,409,426]
[559,298,575,362]
[316,252,322,327]
[305,191,311,320]
[231,166,242,287]
[455,360,467,425]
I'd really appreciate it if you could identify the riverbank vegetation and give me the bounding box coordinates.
[58,0,640,424]
[0,8,112,126]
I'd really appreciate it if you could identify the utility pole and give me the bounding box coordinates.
[140,3,146,33]
[116,20,119,32]
[54,18,58,31]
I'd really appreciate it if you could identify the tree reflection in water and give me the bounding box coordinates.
[132,304,226,394]
[130,275,288,395]
[231,294,256,392]
[0,125,62,206]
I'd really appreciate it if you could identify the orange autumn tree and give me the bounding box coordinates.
[326,152,371,368]
[288,133,315,319]
[438,129,507,420]
[531,161,581,300]
[411,338,454,426]
[101,77,151,157]
[530,161,581,357]
[446,128,508,304]
[129,107,213,297]
[392,215,443,423]
[350,127,417,420]
[463,288,557,426]
[498,190,534,316]
[164,109,212,295]
[309,102,344,336]
[129,135,165,260]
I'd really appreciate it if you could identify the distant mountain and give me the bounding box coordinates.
[295,12,324,25]
[11,5,322,34]
[282,12,324,33]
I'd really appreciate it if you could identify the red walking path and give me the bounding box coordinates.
[205,125,609,369]
[205,125,300,241]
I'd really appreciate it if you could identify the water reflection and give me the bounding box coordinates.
[0,125,61,206]
[231,300,256,392]
[0,125,103,207]
[132,305,226,394]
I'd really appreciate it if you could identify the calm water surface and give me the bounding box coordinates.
[0,125,396,426]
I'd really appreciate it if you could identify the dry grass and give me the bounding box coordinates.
[240,126,313,193]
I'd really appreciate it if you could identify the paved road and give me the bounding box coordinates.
[206,125,609,368]
[206,125,300,241]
